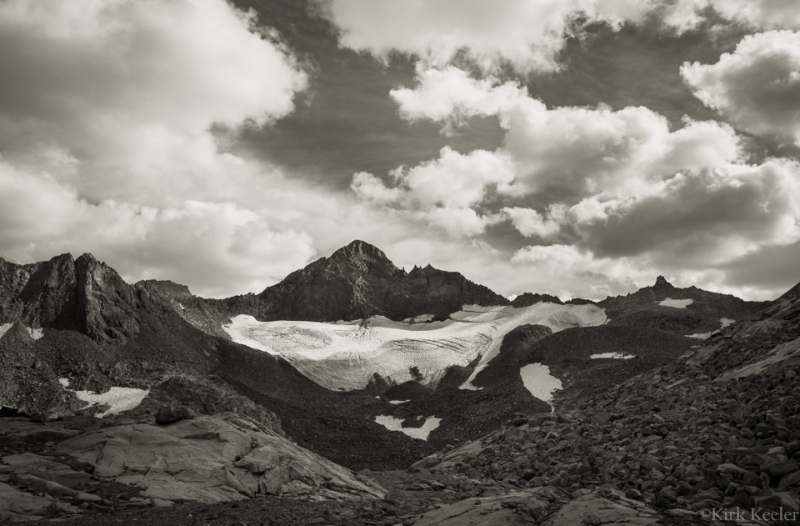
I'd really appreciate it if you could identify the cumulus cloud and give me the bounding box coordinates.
[319,0,659,73]
[0,0,308,206]
[368,66,748,243]
[392,67,743,201]
[0,0,324,296]
[503,205,568,240]
[320,0,800,76]
[569,159,800,265]
[352,147,514,236]
[692,0,800,30]
[682,30,800,145]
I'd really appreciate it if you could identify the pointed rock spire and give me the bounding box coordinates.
[654,275,673,288]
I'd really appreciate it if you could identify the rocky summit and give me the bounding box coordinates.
[0,241,797,525]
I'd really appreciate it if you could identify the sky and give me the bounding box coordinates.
[0,0,799,301]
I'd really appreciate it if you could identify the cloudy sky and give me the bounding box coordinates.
[1,0,799,301]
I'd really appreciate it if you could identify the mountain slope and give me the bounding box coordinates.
[414,279,800,522]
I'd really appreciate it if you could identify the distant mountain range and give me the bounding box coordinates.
[0,239,768,348]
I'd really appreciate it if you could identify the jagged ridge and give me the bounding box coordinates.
[0,253,139,345]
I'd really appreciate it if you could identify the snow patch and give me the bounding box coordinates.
[374,415,441,440]
[658,298,694,308]
[73,387,150,418]
[590,352,635,360]
[388,400,410,405]
[520,363,562,405]
[0,323,43,340]
[687,318,737,340]
[507,294,518,302]
[403,314,434,323]
[59,380,149,418]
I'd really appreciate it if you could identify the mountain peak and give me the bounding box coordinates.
[654,275,673,288]
[330,240,390,262]
[50,252,75,264]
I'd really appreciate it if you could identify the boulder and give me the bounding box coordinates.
[761,459,799,478]
[154,405,194,425]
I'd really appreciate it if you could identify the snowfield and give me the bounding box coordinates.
[224,302,606,392]
[374,415,441,440]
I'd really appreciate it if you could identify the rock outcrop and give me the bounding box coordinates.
[511,293,564,307]
[55,413,385,503]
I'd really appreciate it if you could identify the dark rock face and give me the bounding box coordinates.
[255,240,408,321]
[0,322,82,417]
[0,254,79,331]
[0,253,141,345]
[75,255,140,345]
[512,293,563,307]
[383,381,431,402]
